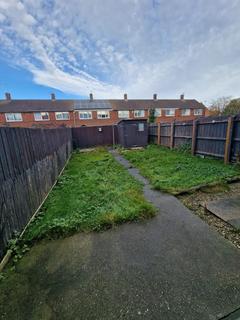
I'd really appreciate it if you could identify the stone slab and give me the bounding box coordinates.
[206,196,240,229]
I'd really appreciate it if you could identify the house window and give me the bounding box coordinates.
[118,110,130,118]
[97,110,110,119]
[5,113,22,122]
[55,112,70,120]
[165,109,175,116]
[154,108,162,116]
[194,109,203,116]
[79,111,92,119]
[34,112,49,121]
[181,109,191,116]
[134,110,145,118]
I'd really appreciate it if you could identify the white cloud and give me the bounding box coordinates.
[0,0,240,102]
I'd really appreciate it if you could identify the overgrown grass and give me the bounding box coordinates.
[23,148,155,242]
[121,145,240,194]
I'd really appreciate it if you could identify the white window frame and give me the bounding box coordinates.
[165,109,175,117]
[194,109,203,116]
[5,113,22,122]
[181,109,191,116]
[34,112,50,121]
[55,112,70,120]
[118,110,130,119]
[154,108,162,117]
[134,110,145,118]
[97,110,110,119]
[79,111,92,120]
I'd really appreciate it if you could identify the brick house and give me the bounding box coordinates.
[0,93,207,128]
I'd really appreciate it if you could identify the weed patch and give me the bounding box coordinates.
[23,148,155,242]
[121,145,240,194]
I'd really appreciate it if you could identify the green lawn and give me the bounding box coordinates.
[121,145,240,194]
[23,148,155,242]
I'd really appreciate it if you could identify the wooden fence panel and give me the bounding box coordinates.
[148,124,158,143]
[232,116,240,161]
[0,127,72,259]
[148,124,157,136]
[160,124,171,147]
[72,125,118,148]
[148,115,240,162]
[196,119,228,158]
[174,122,193,148]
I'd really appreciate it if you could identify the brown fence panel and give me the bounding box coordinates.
[149,123,172,147]
[160,124,171,147]
[72,125,118,148]
[232,116,240,161]
[148,124,158,143]
[148,114,240,162]
[195,117,228,158]
[0,127,72,259]
[174,121,193,148]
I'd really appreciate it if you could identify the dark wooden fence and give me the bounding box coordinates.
[72,125,118,148]
[0,127,72,258]
[149,115,240,163]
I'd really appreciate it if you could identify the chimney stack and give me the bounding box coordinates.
[51,93,56,100]
[5,92,11,101]
[89,93,93,101]
[180,93,184,100]
[124,93,128,101]
[153,93,157,100]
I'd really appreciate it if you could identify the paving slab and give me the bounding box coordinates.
[0,151,240,320]
[206,197,240,229]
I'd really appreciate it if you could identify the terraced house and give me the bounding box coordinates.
[0,93,207,128]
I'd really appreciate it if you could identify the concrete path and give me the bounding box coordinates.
[1,151,240,320]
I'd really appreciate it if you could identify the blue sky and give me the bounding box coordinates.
[0,0,240,104]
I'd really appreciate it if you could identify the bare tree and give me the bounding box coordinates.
[208,96,231,116]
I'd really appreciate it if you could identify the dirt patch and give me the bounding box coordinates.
[178,182,240,249]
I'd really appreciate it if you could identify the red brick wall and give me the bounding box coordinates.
[73,110,147,126]
[0,108,205,128]
[73,110,117,127]
[155,108,206,123]
[0,112,75,128]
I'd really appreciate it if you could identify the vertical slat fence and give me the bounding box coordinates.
[0,127,72,259]
[72,125,118,148]
[149,115,240,163]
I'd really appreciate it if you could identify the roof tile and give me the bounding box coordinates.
[0,99,206,113]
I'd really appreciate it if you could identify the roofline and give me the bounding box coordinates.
[0,98,207,113]
[0,98,205,102]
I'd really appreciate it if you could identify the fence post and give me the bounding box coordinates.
[170,121,175,149]
[112,125,115,146]
[157,123,161,145]
[192,120,198,155]
[224,116,234,164]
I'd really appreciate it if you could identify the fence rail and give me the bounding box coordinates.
[149,115,240,163]
[0,127,72,259]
